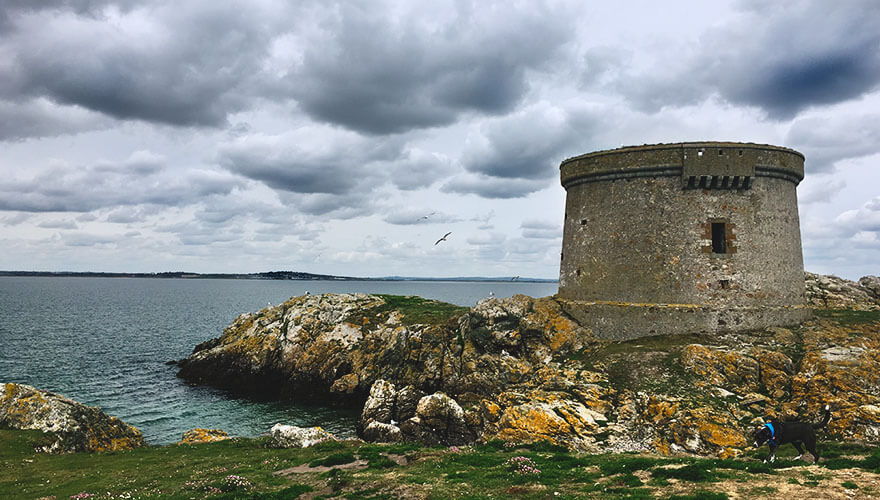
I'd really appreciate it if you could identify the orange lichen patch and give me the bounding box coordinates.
[220,314,258,343]
[179,428,230,444]
[3,382,21,400]
[653,438,671,456]
[645,398,678,425]
[481,400,503,422]
[697,421,747,449]
[680,344,759,392]
[529,298,585,353]
[494,404,573,444]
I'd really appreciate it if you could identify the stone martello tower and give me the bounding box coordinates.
[558,142,808,340]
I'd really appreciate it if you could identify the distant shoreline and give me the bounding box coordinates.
[0,270,557,283]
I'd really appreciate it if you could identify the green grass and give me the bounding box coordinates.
[372,294,469,326]
[665,492,728,500]
[813,308,880,325]
[2,429,878,500]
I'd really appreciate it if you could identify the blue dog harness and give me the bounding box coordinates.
[764,423,776,445]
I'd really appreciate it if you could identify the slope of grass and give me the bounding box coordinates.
[3,429,879,500]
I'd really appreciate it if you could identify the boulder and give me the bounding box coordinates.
[859,276,880,301]
[362,421,403,443]
[398,392,476,446]
[267,424,336,448]
[0,383,145,453]
[361,379,397,428]
[179,428,230,444]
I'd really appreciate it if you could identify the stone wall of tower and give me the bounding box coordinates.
[557,142,808,339]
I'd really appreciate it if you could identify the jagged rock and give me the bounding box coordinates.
[267,424,336,448]
[179,428,230,444]
[858,276,880,301]
[362,421,402,443]
[0,383,145,453]
[361,379,397,428]
[395,386,426,421]
[805,272,880,310]
[398,392,476,446]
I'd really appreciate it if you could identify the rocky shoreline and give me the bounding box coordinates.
[4,273,877,457]
[0,383,145,453]
[173,272,880,458]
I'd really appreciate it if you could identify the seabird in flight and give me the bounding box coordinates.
[434,232,452,245]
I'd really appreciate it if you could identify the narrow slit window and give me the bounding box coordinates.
[711,222,727,254]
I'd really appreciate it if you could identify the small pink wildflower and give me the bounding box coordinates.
[505,456,541,476]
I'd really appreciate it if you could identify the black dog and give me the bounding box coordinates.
[753,405,831,463]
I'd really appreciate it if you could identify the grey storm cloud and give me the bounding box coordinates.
[441,174,550,199]
[0,99,108,141]
[616,1,880,119]
[218,128,404,196]
[0,153,240,212]
[284,2,574,135]
[0,2,282,127]
[385,149,457,191]
[461,104,585,182]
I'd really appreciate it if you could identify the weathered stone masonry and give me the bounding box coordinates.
[558,142,808,340]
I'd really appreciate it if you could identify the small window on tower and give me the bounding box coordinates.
[712,222,726,254]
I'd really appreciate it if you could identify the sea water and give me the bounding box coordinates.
[0,276,557,444]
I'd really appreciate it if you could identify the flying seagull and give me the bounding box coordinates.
[435,231,452,245]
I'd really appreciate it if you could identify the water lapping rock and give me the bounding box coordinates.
[0,383,145,453]
[178,273,880,457]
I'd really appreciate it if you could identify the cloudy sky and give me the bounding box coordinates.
[1,0,878,279]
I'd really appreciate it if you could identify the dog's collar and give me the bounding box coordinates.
[764,423,776,443]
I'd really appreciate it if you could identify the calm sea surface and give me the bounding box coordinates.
[0,277,557,444]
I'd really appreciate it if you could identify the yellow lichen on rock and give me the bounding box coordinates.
[179,428,230,444]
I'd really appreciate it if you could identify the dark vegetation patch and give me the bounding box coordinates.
[813,308,880,325]
[367,294,469,327]
[571,334,705,395]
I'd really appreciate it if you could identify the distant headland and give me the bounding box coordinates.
[0,270,556,283]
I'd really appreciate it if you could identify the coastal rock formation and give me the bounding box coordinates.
[176,293,591,401]
[0,383,145,453]
[805,272,880,310]
[179,273,880,456]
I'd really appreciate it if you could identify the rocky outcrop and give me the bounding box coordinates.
[0,383,145,453]
[176,293,592,401]
[180,272,880,457]
[805,272,880,310]
[267,424,337,448]
[179,428,230,444]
